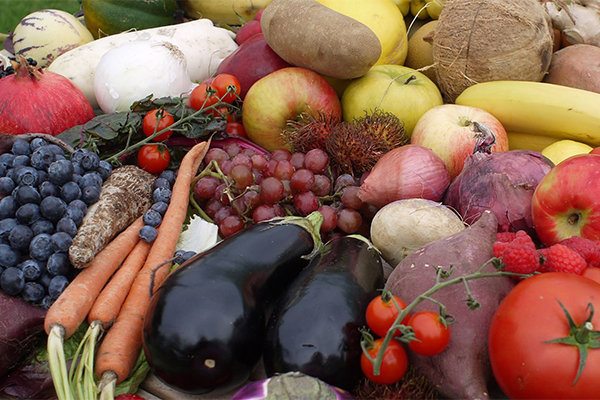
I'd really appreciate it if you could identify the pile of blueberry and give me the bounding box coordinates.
[139,170,175,243]
[0,138,112,308]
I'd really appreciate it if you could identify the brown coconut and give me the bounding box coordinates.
[432,0,554,103]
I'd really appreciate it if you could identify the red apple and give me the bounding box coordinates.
[532,154,600,246]
[235,20,262,45]
[242,67,341,152]
[590,147,600,155]
[410,104,509,180]
[254,9,265,22]
[216,33,292,99]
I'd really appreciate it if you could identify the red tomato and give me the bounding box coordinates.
[366,293,410,338]
[190,83,218,111]
[210,106,237,122]
[582,267,600,285]
[142,109,175,142]
[489,273,600,399]
[407,311,450,356]
[212,74,241,103]
[225,122,247,138]
[138,144,170,174]
[360,338,408,385]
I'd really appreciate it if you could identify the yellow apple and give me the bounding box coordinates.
[341,65,443,136]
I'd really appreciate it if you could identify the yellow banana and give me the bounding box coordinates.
[425,0,444,19]
[391,0,411,16]
[506,132,560,152]
[455,81,600,147]
[411,0,430,19]
[180,0,273,25]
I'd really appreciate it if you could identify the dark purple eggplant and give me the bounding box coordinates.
[263,235,384,392]
[142,213,323,395]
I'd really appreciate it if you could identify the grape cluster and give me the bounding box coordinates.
[0,57,37,79]
[0,139,111,308]
[139,170,176,243]
[193,143,374,239]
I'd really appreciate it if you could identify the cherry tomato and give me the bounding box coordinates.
[210,105,237,122]
[366,292,410,338]
[142,109,175,142]
[360,338,408,385]
[407,311,450,356]
[225,122,247,138]
[138,144,170,174]
[212,73,241,103]
[190,83,218,111]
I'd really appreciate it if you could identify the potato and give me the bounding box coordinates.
[543,44,600,94]
[384,211,514,400]
[260,0,381,80]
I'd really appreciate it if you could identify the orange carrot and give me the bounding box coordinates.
[88,239,152,329]
[44,216,145,339]
[95,140,211,384]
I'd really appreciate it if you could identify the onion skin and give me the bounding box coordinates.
[0,64,95,136]
[358,145,451,209]
[443,150,554,236]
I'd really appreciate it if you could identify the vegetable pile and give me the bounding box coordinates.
[1,0,600,399]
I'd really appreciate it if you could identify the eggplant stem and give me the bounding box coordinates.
[48,325,74,400]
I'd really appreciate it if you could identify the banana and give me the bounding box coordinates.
[455,81,600,147]
[506,132,560,152]
[180,0,273,25]
[425,0,444,19]
[410,0,430,19]
[391,0,411,16]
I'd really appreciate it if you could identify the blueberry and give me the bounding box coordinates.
[0,244,21,268]
[37,169,48,184]
[46,144,65,157]
[9,224,34,253]
[143,210,162,227]
[51,232,72,253]
[81,185,100,205]
[15,166,39,187]
[15,203,41,225]
[182,251,196,262]
[12,155,30,167]
[11,139,31,156]
[41,295,54,309]
[0,164,6,178]
[81,152,100,171]
[153,187,172,204]
[139,225,157,243]
[40,196,67,222]
[65,205,84,227]
[31,219,54,236]
[159,170,176,187]
[37,273,52,290]
[0,196,17,219]
[79,171,103,190]
[46,252,70,276]
[71,161,84,176]
[0,177,15,196]
[0,218,18,239]
[30,147,55,170]
[56,217,78,237]
[48,275,69,299]
[61,181,81,203]
[152,177,170,191]
[14,185,41,205]
[71,148,89,163]
[39,181,59,198]
[69,199,87,214]
[174,249,196,265]
[30,138,48,151]
[97,161,112,181]
[29,233,53,261]
[0,266,3,277]
[0,153,15,169]
[151,201,169,216]
[1,267,25,295]
[21,282,45,303]
[72,174,82,184]
[19,259,43,281]
[48,159,74,186]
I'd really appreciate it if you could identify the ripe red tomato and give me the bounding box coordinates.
[489,273,600,399]
[407,311,450,356]
[138,144,170,174]
[142,109,175,142]
[210,106,237,122]
[360,338,408,385]
[582,267,600,285]
[366,292,410,338]
[225,122,247,138]
[190,83,218,111]
[212,74,241,103]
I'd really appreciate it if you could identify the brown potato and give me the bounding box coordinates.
[544,44,600,94]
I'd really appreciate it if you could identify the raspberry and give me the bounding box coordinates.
[501,240,539,275]
[558,236,600,268]
[496,232,518,243]
[493,241,510,258]
[115,395,145,400]
[541,244,587,275]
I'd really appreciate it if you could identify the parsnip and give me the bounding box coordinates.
[47,19,238,109]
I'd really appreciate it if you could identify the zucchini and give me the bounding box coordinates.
[263,235,384,391]
[142,214,322,395]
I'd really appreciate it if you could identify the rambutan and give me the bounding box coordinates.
[355,110,409,151]
[280,110,340,153]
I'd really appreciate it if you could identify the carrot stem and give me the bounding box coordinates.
[47,326,73,400]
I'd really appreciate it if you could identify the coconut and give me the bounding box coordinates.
[432,0,554,102]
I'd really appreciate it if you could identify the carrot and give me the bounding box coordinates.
[95,140,211,393]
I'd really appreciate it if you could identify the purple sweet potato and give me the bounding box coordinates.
[384,210,514,400]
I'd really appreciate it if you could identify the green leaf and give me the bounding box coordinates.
[113,350,151,396]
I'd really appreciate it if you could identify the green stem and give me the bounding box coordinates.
[48,326,74,400]
[189,192,214,224]
[576,322,594,344]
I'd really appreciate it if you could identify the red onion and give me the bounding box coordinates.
[0,58,94,136]
[358,145,451,209]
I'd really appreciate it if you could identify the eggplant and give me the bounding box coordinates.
[142,214,323,395]
[263,235,384,392]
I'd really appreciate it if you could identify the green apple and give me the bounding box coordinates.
[341,65,443,136]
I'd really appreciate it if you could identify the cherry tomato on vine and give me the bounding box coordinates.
[407,311,450,356]
[366,292,410,338]
[360,338,408,385]
[212,73,241,103]
[190,83,218,111]
[142,109,175,142]
[138,144,171,174]
[225,122,247,138]
[210,105,237,122]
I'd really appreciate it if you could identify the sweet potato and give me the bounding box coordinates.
[260,0,381,80]
[543,44,600,94]
[384,210,514,400]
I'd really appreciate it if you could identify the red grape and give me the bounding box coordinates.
[220,159,233,175]
[231,153,253,169]
[252,169,264,184]
[213,205,235,225]
[271,149,292,161]
[229,164,253,190]
[219,215,245,238]
[294,191,319,216]
[253,204,278,223]
[263,159,278,178]
[337,208,362,233]
[311,174,331,196]
[224,142,241,158]
[274,160,295,180]
[251,154,269,170]
[193,176,220,200]
[317,205,338,232]
[304,148,329,173]
[260,177,284,204]
[205,148,229,165]
[215,183,231,205]
[242,148,257,157]
[291,169,315,193]
[341,186,363,210]
[204,198,224,219]
[290,152,305,170]
[334,174,357,193]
